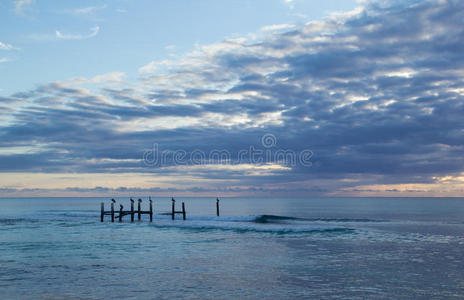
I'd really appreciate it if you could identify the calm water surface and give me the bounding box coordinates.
[0,197,463,299]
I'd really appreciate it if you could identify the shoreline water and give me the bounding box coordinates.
[1,197,463,299]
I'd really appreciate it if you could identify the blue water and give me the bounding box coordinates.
[1,197,463,299]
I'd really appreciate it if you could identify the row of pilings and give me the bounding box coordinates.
[100,197,220,222]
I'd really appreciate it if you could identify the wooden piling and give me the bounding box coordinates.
[100,196,188,222]
[216,198,220,217]
[182,202,186,220]
[171,198,175,220]
[130,199,134,222]
[100,203,104,222]
[111,201,115,223]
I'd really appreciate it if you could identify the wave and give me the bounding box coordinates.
[0,213,384,225]
[305,217,389,223]
[141,214,356,235]
[155,214,387,224]
[0,218,39,225]
[252,215,388,224]
[0,213,380,235]
[253,215,301,223]
[31,209,389,224]
[149,221,354,235]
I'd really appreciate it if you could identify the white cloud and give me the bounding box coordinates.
[0,41,17,50]
[139,60,174,74]
[65,5,107,15]
[89,72,125,83]
[283,0,295,9]
[14,0,33,14]
[0,58,9,63]
[260,24,296,32]
[55,26,100,40]
[57,72,126,87]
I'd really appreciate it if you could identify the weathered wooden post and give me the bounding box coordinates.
[130,198,135,222]
[149,198,153,222]
[182,202,186,220]
[138,199,142,220]
[119,204,124,222]
[171,198,175,220]
[111,199,115,222]
[216,198,220,217]
[100,202,104,222]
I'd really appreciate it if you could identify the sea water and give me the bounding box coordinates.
[0,197,463,299]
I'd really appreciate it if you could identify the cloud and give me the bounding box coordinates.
[90,72,125,83]
[260,24,296,32]
[32,27,100,42]
[14,0,33,14]
[55,26,100,40]
[0,41,18,50]
[165,45,177,51]
[62,72,126,86]
[283,0,295,9]
[3,0,464,196]
[63,5,107,15]
[0,58,9,63]
[0,184,326,197]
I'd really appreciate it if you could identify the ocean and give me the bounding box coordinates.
[0,197,463,299]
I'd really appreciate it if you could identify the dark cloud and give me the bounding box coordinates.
[1,0,464,194]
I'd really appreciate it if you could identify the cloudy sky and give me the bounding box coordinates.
[1,0,463,197]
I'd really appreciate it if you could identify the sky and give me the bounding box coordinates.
[1,0,464,197]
